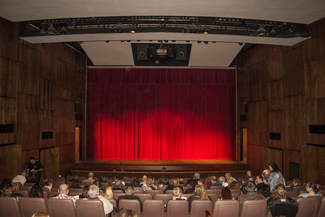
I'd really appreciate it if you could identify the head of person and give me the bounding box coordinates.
[145,178,153,186]
[246,169,252,177]
[256,175,263,184]
[3,185,13,197]
[82,186,89,198]
[133,178,140,187]
[178,175,184,182]
[115,175,121,181]
[241,184,248,195]
[125,185,134,195]
[306,182,320,194]
[193,173,200,179]
[171,177,180,186]
[162,167,167,172]
[142,175,147,181]
[229,181,239,189]
[225,173,231,180]
[221,187,232,199]
[121,210,138,217]
[88,172,94,179]
[72,174,79,181]
[30,157,36,164]
[11,182,20,193]
[88,184,99,198]
[32,213,50,217]
[241,177,248,184]
[172,187,182,200]
[29,184,43,198]
[210,176,217,184]
[272,184,287,198]
[58,184,69,195]
[262,169,271,181]
[114,180,122,188]
[268,162,281,173]
[245,181,256,193]
[104,187,114,200]
[227,178,234,185]
[194,182,209,200]
[189,180,197,189]
[205,176,211,183]
[293,178,302,186]
[218,176,226,184]
[20,170,27,177]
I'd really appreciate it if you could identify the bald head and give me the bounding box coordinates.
[59,184,69,195]
[89,172,94,178]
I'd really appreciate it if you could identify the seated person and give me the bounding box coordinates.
[188,182,212,212]
[83,172,95,183]
[218,187,232,200]
[85,184,113,216]
[185,180,198,194]
[164,177,184,193]
[40,177,53,191]
[237,181,265,215]
[292,178,303,190]
[298,182,321,197]
[202,176,211,186]
[241,177,248,187]
[53,184,77,208]
[158,177,169,188]
[225,173,237,182]
[0,178,11,190]
[121,210,137,217]
[70,174,79,182]
[12,170,27,186]
[178,175,185,185]
[29,184,43,198]
[172,187,186,200]
[255,175,271,198]
[26,172,38,184]
[113,180,125,193]
[11,182,24,198]
[267,184,299,217]
[229,181,239,189]
[79,186,89,199]
[118,185,143,212]
[70,179,81,188]
[132,178,143,191]
[208,176,222,189]
[245,169,256,182]
[218,176,226,186]
[142,178,157,191]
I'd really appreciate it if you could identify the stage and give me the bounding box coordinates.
[71,159,248,178]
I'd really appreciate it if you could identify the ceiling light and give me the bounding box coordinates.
[172,40,176,42]
[121,40,125,42]
[164,40,168,43]
[186,40,190,43]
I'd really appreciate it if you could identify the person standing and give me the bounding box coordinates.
[268,162,284,192]
[27,157,43,182]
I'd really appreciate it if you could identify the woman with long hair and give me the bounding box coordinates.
[121,210,137,217]
[172,187,186,200]
[104,187,116,201]
[29,184,43,198]
[218,187,232,200]
[188,182,212,211]
[298,182,321,197]
[79,186,89,199]
[268,162,284,192]
[267,184,299,216]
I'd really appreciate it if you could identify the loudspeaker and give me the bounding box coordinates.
[147,46,156,58]
[137,44,148,60]
[167,47,176,58]
[270,133,281,140]
[42,131,53,139]
[0,124,14,133]
[75,102,80,113]
[240,115,247,121]
[175,45,187,60]
[76,114,83,120]
[309,125,325,134]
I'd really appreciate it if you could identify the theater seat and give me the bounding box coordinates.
[293,186,305,194]
[240,200,267,217]
[190,200,213,217]
[154,193,173,205]
[212,200,239,217]
[119,199,141,217]
[165,190,174,194]
[143,200,164,217]
[207,194,218,209]
[133,193,152,205]
[209,186,223,190]
[296,197,319,217]
[18,197,47,217]
[76,199,105,217]
[113,193,125,201]
[108,199,117,208]
[167,200,188,217]
[47,198,75,217]
[18,190,28,198]
[317,197,325,217]
[20,186,32,194]
[287,191,298,197]
[206,189,221,197]
[0,197,21,217]
[146,190,163,199]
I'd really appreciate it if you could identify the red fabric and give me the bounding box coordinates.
[87,68,234,160]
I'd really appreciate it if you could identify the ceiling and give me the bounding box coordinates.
[1,0,324,68]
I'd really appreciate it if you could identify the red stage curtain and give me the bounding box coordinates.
[87,68,234,160]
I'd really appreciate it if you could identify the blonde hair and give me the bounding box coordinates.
[104,187,113,200]
[11,183,20,193]
[121,210,137,217]
[32,213,50,217]
[172,187,182,200]
[172,177,180,186]
[194,182,209,200]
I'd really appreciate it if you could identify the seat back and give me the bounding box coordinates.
[240,200,267,217]
[49,191,59,197]
[287,191,298,197]
[0,197,21,217]
[167,200,188,217]
[23,183,35,187]
[43,190,48,199]
[108,199,117,207]
[207,194,218,209]
[76,199,105,217]
[119,199,141,217]
[285,186,292,191]
[296,197,319,217]
[154,194,173,205]
[190,200,213,217]
[20,186,32,194]
[317,197,325,217]
[112,190,124,193]
[165,190,174,194]
[133,193,152,205]
[206,189,221,197]
[143,200,164,217]
[53,181,65,188]
[18,197,47,217]
[113,193,125,201]
[47,198,75,217]
[209,186,223,190]
[183,187,190,192]
[293,186,306,194]
[146,190,163,198]
[69,188,83,193]
[213,200,239,217]
[18,190,28,198]
[231,192,239,199]
[133,189,143,194]
[69,191,81,196]
[101,183,108,190]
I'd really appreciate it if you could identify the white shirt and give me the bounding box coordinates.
[12,175,26,186]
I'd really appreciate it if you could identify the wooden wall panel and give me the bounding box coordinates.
[40,147,60,179]
[305,59,325,99]
[238,97,248,128]
[268,111,285,149]
[268,80,283,111]
[266,46,283,81]
[18,45,41,96]
[0,97,17,144]
[0,17,19,61]
[247,144,265,176]
[59,143,75,177]
[263,148,283,171]
[0,57,19,98]
[282,47,305,97]
[237,73,247,99]
[40,79,55,111]
[246,45,267,67]
[306,98,325,145]
[301,145,325,184]
[283,150,301,182]
[17,94,40,150]
[247,101,268,146]
[0,144,22,182]
[22,149,39,165]
[247,61,268,102]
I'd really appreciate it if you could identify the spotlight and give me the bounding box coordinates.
[186,40,190,43]
[79,41,83,44]
[121,40,125,42]
[172,40,176,42]
[47,24,56,34]
[204,41,208,44]
[239,42,243,46]
[212,41,217,43]
[164,40,168,43]
[137,40,141,42]
[197,41,202,44]
[127,40,131,42]
[106,40,110,43]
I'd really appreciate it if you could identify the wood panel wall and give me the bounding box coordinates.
[0,17,86,182]
[236,17,325,184]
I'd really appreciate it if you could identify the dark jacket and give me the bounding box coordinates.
[267,197,299,217]
[117,194,142,211]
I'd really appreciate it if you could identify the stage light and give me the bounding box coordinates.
[186,40,190,43]
[130,30,136,33]
[106,40,110,43]
[79,41,83,44]
[172,40,176,42]
[238,42,243,46]
[121,40,125,42]
[204,41,208,44]
[164,40,168,43]
[197,41,202,44]
[47,24,56,34]
[127,40,131,42]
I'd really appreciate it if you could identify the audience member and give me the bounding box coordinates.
[267,184,299,217]
[79,186,89,199]
[11,182,24,197]
[53,184,77,208]
[218,176,226,186]
[193,173,200,180]
[164,177,184,193]
[29,184,43,198]
[86,184,113,215]
[225,173,237,182]
[218,187,232,200]
[208,176,221,189]
[140,175,147,186]
[40,177,52,191]
[255,175,271,198]
[0,178,11,190]
[298,182,321,197]
[185,180,197,194]
[27,157,43,182]
[132,177,142,190]
[292,178,302,190]
[12,170,27,186]
[188,182,212,212]
[178,175,185,185]
[162,167,167,172]
[2,185,14,197]
[26,172,38,184]
[245,169,256,182]
[237,181,264,215]
[158,177,169,188]
[104,187,116,201]
[121,210,137,217]
[229,181,239,189]
[70,179,81,188]
[118,185,142,211]
[241,177,248,187]
[172,187,186,200]
[269,162,284,192]
[202,175,211,186]
[70,174,79,182]
[262,169,271,184]
[142,178,157,191]
[83,172,95,183]
[113,180,125,193]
